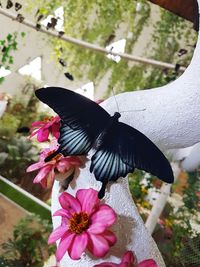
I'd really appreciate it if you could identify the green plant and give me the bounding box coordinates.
[183,171,200,210]
[155,171,200,266]
[0,32,26,84]
[25,1,197,96]
[128,170,158,214]
[0,136,39,182]
[0,215,55,267]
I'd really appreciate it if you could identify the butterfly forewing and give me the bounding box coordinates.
[35,87,110,130]
[35,87,110,155]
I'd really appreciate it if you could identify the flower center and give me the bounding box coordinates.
[69,212,89,234]
[44,116,54,122]
[52,153,62,161]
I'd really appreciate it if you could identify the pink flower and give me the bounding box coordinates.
[30,116,60,142]
[26,143,82,187]
[48,189,117,261]
[94,251,158,267]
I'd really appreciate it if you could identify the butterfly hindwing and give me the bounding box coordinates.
[117,122,174,183]
[90,122,135,184]
[35,87,110,155]
[91,149,134,182]
[58,122,92,155]
[90,122,174,186]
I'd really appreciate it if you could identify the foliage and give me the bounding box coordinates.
[0,178,51,220]
[0,112,21,137]
[0,32,25,84]
[25,1,197,96]
[26,0,151,92]
[0,91,44,137]
[155,171,200,266]
[128,170,159,215]
[0,91,45,183]
[0,214,55,267]
[183,171,200,210]
[179,234,200,267]
[129,169,200,266]
[0,135,39,182]
[0,87,55,199]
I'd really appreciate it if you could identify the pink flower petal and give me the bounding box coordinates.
[29,128,39,138]
[31,121,45,127]
[94,263,117,267]
[56,232,75,261]
[37,128,49,142]
[51,121,60,139]
[48,226,68,244]
[67,156,82,166]
[87,233,110,258]
[76,188,99,215]
[121,251,136,266]
[94,251,136,267]
[56,160,70,173]
[49,167,56,185]
[59,192,81,214]
[87,222,108,234]
[137,259,158,267]
[101,230,117,246]
[40,177,48,188]
[33,165,52,186]
[68,232,88,260]
[53,208,72,219]
[26,161,44,172]
[89,204,117,233]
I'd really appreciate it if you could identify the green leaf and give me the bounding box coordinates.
[21,32,26,38]
[7,34,13,42]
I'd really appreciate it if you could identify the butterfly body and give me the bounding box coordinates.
[93,112,121,150]
[35,87,174,198]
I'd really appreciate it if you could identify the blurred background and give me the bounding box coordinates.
[0,0,199,266]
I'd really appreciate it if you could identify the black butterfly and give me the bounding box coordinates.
[64,72,74,81]
[58,31,65,37]
[36,23,41,31]
[6,0,13,9]
[58,58,67,67]
[35,87,174,198]
[15,2,22,11]
[16,14,24,23]
[46,17,58,30]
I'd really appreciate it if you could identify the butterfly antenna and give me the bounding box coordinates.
[120,108,146,113]
[45,147,62,162]
[111,87,120,113]
[111,88,146,113]
[98,181,108,199]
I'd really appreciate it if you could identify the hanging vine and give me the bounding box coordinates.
[25,1,197,96]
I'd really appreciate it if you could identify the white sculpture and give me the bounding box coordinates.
[52,1,200,266]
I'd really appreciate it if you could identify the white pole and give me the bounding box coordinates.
[145,163,181,234]
[0,8,186,71]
